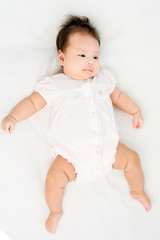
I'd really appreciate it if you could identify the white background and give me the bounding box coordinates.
[0,0,160,239]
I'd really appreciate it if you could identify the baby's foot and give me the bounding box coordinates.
[45,211,63,234]
[130,191,151,212]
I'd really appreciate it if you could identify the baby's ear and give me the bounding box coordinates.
[58,50,65,66]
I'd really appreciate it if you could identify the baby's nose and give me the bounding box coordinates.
[86,59,94,65]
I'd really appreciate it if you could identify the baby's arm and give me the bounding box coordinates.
[1,92,47,134]
[110,87,143,128]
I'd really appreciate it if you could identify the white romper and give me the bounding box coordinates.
[35,68,119,182]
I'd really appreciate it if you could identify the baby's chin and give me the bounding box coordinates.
[64,71,97,80]
[77,72,96,80]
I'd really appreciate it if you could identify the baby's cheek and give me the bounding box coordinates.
[94,66,100,76]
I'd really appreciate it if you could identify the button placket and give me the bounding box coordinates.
[86,89,102,159]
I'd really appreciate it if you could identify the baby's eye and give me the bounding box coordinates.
[79,54,86,57]
[93,56,98,59]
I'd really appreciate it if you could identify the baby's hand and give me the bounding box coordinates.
[133,111,144,129]
[1,115,17,134]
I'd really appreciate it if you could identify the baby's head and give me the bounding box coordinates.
[56,15,100,80]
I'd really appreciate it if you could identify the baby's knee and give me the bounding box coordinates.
[127,151,141,170]
[46,169,70,187]
[46,155,76,187]
[133,151,140,165]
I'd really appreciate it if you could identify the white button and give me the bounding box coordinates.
[92,131,101,139]
[91,110,96,116]
[96,150,100,155]
[90,110,96,115]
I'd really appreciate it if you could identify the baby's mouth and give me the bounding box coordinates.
[83,69,93,72]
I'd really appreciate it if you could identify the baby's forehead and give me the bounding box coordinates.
[67,32,100,50]
[69,31,97,41]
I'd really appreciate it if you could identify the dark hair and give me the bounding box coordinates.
[56,15,100,52]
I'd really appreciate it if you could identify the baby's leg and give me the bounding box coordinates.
[113,142,151,212]
[45,154,77,234]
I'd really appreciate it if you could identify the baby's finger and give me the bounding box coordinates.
[135,121,143,129]
[136,121,141,128]
[6,123,12,133]
[133,120,138,128]
[1,122,9,132]
[139,120,143,128]
[3,122,13,133]
[9,123,15,134]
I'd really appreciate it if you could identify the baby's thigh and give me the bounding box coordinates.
[47,154,77,184]
[113,142,137,170]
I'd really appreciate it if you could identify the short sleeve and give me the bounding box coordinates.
[101,68,116,95]
[34,76,57,105]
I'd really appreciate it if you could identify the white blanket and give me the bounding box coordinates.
[0,0,160,239]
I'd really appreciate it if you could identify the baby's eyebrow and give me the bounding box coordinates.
[77,48,99,54]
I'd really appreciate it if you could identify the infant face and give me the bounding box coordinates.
[58,32,100,80]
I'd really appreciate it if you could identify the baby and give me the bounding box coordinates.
[1,15,151,234]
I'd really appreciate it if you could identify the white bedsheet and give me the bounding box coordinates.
[0,0,160,239]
